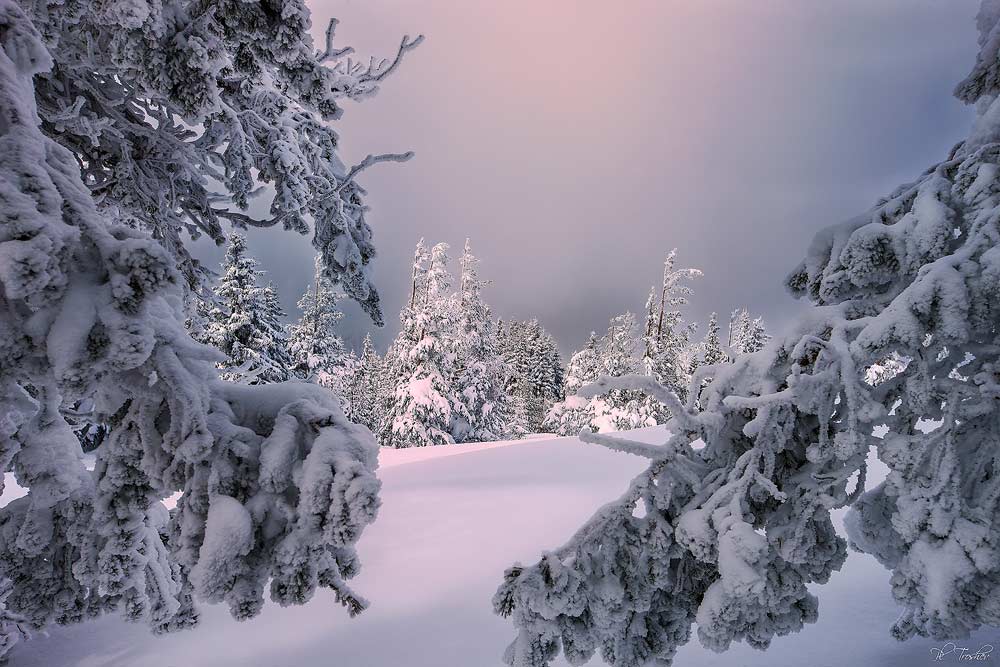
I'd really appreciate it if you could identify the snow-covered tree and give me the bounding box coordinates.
[700,311,729,366]
[541,395,596,437]
[642,250,702,401]
[602,312,639,377]
[452,240,514,442]
[375,241,429,443]
[345,334,383,433]
[288,256,351,393]
[501,320,564,433]
[379,243,467,447]
[494,7,1000,664]
[547,252,703,435]
[204,235,291,384]
[260,283,295,374]
[0,578,26,661]
[0,1,417,659]
[543,333,601,435]
[546,315,655,434]
[729,308,770,356]
[408,238,431,310]
[24,0,421,317]
[595,313,657,431]
[565,333,601,396]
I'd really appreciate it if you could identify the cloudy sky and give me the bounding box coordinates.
[198,0,981,355]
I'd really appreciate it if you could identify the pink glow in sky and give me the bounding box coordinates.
[216,1,979,354]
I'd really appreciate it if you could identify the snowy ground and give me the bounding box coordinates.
[10,429,997,666]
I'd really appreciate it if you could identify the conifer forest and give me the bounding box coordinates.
[0,1,998,666]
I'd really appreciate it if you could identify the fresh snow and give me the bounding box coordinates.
[9,428,993,667]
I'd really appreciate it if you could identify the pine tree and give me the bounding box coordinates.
[453,240,514,442]
[642,250,702,402]
[346,334,384,432]
[700,312,728,366]
[409,238,431,310]
[501,320,564,433]
[565,333,601,395]
[543,333,601,435]
[0,2,417,656]
[728,307,749,354]
[602,312,639,377]
[495,7,1000,664]
[548,315,655,434]
[729,308,770,356]
[377,240,432,437]
[603,313,658,431]
[205,235,291,384]
[379,243,467,447]
[288,256,351,393]
[749,318,768,353]
[260,283,294,376]
[542,395,597,437]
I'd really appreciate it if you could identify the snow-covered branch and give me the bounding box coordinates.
[0,1,415,659]
[318,18,355,61]
[493,4,1000,664]
[336,151,415,193]
[361,34,425,83]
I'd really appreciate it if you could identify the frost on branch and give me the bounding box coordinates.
[494,4,1000,664]
[0,1,381,657]
[23,0,421,322]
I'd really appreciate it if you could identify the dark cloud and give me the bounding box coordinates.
[195,0,979,356]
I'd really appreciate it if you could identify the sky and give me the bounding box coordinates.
[196,0,981,356]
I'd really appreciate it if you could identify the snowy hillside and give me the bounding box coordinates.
[10,429,993,667]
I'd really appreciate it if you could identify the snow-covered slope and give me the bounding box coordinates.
[11,430,995,666]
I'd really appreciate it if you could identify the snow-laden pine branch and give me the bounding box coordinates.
[0,1,422,659]
[493,3,1000,665]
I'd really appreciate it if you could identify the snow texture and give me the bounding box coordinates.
[0,1,411,658]
[7,431,995,667]
[494,4,1000,665]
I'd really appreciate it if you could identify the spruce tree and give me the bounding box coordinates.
[377,240,432,438]
[501,320,563,433]
[565,332,601,395]
[543,332,602,435]
[260,283,294,375]
[729,308,770,356]
[346,334,384,432]
[602,313,658,431]
[642,250,702,401]
[379,243,467,447]
[700,312,728,367]
[288,256,351,393]
[746,317,769,353]
[602,312,639,377]
[205,235,291,384]
[548,314,655,434]
[453,240,514,442]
